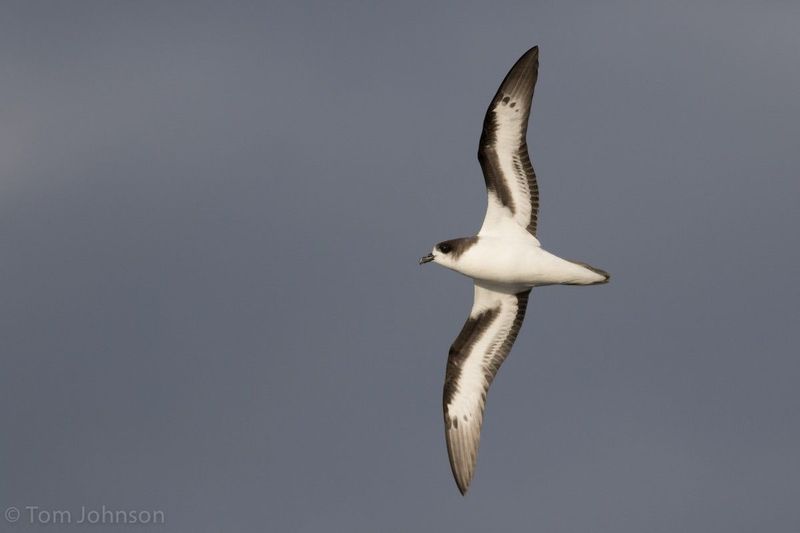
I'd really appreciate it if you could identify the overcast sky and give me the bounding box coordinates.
[2,2,800,532]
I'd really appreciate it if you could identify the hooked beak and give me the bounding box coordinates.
[419,253,435,265]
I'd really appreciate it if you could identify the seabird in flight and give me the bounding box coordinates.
[420,46,610,495]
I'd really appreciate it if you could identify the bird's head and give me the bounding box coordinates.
[419,238,476,268]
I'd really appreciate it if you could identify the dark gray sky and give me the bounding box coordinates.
[3,2,799,532]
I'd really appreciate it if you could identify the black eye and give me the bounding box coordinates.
[437,242,452,254]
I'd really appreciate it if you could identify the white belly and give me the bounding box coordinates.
[446,237,603,286]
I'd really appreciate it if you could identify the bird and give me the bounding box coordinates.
[419,46,610,495]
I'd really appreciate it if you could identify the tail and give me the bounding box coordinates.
[564,261,610,285]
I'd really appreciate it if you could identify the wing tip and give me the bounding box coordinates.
[516,45,539,68]
[448,451,475,496]
[488,44,540,111]
[445,422,479,496]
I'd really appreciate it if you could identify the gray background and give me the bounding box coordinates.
[2,1,799,532]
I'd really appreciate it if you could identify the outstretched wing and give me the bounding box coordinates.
[443,283,531,494]
[477,46,540,238]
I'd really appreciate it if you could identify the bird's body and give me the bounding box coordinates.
[433,234,607,287]
[420,46,609,494]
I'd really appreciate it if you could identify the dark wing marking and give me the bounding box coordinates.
[443,284,531,494]
[477,46,540,237]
